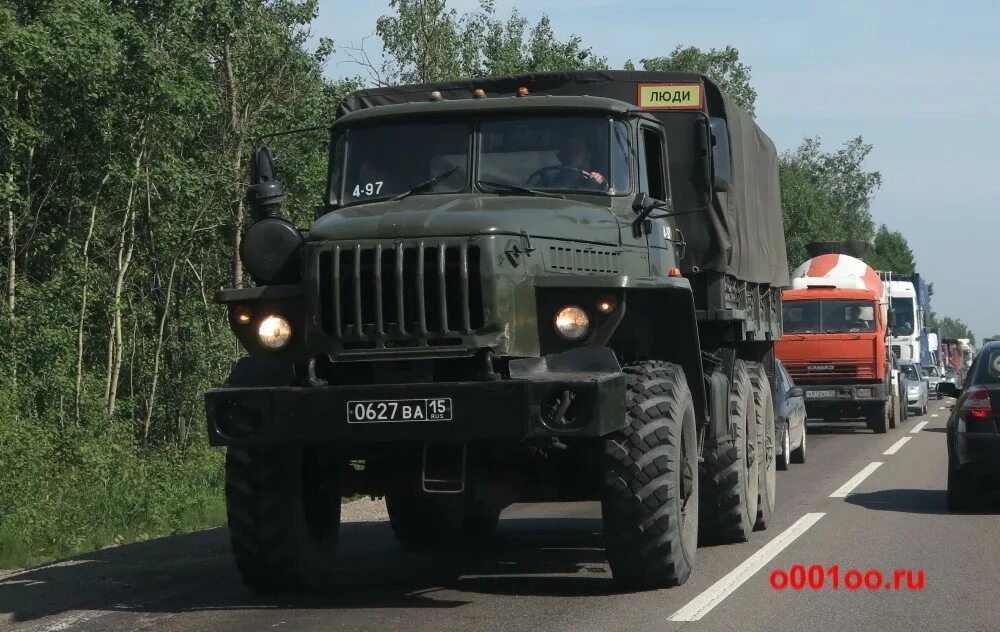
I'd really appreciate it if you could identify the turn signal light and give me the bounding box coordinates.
[517,86,529,97]
[232,305,252,325]
[473,88,486,98]
[668,267,682,277]
[962,386,994,421]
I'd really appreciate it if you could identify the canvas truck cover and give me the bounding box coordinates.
[337,70,789,288]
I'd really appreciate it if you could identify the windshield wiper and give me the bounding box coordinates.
[391,166,459,201]
[477,180,565,199]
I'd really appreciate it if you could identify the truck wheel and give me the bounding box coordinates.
[602,361,698,588]
[777,421,790,471]
[699,360,759,544]
[867,402,889,434]
[790,425,807,464]
[386,494,499,550]
[225,445,341,593]
[747,362,776,532]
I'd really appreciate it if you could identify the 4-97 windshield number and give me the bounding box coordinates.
[353,181,384,197]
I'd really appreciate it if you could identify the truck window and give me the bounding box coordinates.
[783,301,820,333]
[783,299,876,333]
[890,297,915,336]
[336,121,470,205]
[478,116,628,195]
[820,300,876,333]
[640,127,668,201]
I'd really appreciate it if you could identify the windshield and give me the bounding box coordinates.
[478,117,630,195]
[900,364,920,381]
[335,121,469,205]
[890,296,915,336]
[330,116,632,206]
[783,300,877,333]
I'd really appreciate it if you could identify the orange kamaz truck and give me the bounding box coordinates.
[775,242,902,433]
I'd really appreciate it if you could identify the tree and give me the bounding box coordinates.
[637,45,757,116]
[779,137,882,269]
[929,314,976,346]
[867,224,916,273]
[374,0,606,84]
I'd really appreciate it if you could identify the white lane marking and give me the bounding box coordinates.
[910,421,929,434]
[930,413,939,418]
[668,513,825,622]
[883,436,912,455]
[22,611,107,632]
[829,462,883,497]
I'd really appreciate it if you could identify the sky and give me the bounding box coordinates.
[315,0,1000,342]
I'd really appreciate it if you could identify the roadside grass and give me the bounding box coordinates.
[0,418,227,570]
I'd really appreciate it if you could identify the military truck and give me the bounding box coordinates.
[206,71,789,591]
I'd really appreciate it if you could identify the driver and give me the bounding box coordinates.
[544,136,606,189]
[845,305,869,330]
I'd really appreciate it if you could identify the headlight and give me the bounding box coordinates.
[554,306,590,341]
[257,314,292,349]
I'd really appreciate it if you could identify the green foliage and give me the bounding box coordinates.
[868,224,916,273]
[929,314,976,346]
[638,45,757,116]
[0,0,351,568]
[779,137,882,269]
[375,0,606,84]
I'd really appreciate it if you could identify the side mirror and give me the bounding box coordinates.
[788,386,804,398]
[694,118,713,196]
[938,382,960,398]
[709,117,732,192]
[631,191,656,215]
[247,145,285,222]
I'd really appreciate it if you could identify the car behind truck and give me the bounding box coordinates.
[205,70,789,591]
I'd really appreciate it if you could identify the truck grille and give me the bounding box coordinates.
[316,241,485,346]
[784,361,875,383]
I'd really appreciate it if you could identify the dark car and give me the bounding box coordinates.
[937,366,959,399]
[940,341,1000,510]
[774,359,807,469]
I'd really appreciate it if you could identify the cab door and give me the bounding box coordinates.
[636,122,678,277]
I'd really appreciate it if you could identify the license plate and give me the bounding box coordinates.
[807,390,836,399]
[347,398,453,423]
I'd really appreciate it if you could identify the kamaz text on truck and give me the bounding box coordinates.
[204,71,789,592]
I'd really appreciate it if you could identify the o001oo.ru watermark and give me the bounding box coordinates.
[770,565,925,592]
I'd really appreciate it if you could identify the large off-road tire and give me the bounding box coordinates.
[602,361,698,588]
[748,362,776,532]
[225,445,341,593]
[386,494,501,550]
[699,359,759,544]
[867,401,889,434]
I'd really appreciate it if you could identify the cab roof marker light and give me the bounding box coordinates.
[473,88,486,99]
[517,86,529,97]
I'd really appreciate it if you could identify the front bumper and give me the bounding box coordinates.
[205,348,625,446]
[800,382,887,405]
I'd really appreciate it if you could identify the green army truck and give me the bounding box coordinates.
[206,71,790,591]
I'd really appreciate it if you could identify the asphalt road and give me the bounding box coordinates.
[3,398,998,632]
